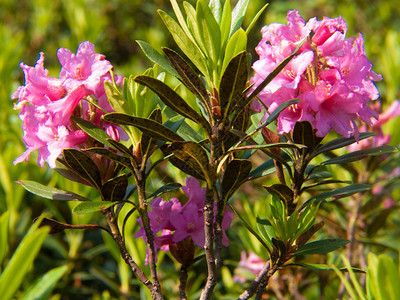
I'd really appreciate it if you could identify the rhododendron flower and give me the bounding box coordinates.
[250,10,382,138]
[136,177,232,263]
[233,251,265,283]
[12,41,123,167]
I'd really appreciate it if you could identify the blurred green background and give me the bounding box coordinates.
[1,0,400,299]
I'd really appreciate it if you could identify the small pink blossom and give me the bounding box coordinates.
[250,10,382,138]
[13,41,124,167]
[136,177,233,263]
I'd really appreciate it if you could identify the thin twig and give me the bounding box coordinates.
[179,265,188,300]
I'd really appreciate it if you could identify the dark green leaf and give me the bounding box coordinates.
[17,180,90,201]
[229,142,305,153]
[147,183,182,199]
[292,121,320,154]
[169,141,212,185]
[101,174,128,202]
[136,40,179,77]
[219,51,248,117]
[162,47,210,113]
[104,112,184,142]
[161,145,205,181]
[140,108,162,157]
[305,183,371,205]
[313,132,376,157]
[294,239,350,256]
[73,201,115,214]
[221,159,252,201]
[84,148,131,169]
[105,139,133,158]
[321,145,397,165]
[134,75,211,133]
[62,149,102,189]
[246,158,276,181]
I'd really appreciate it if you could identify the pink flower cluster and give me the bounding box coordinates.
[250,10,383,138]
[135,177,233,262]
[12,41,123,168]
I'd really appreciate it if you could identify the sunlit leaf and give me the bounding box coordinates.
[73,201,115,214]
[136,40,179,77]
[290,262,365,273]
[104,81,133,115]
[158,9,208,76]
[17,180,91,201]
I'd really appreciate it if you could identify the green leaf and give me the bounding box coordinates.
[208,0,222,24]
[313,132,375,157]
[220,0,232,50]
[169,0,196,44]
[162,47,211,113]
[161,145,205,181]
[17,180,91,201]
[0,212,9,265]
[21,265,69,300]
[73,201,115,214]
[104,81,133,115]
[264,184,294,211]
[196,0,221,64]
[292,121,321,154]
[158,9,208,76]
[230,0,249,35]
[136,40,179,78]
[229,203,271,252]
[305,183,371,205]
[246,158,276,181]
[0,219,49,300]
[321,145,397,165]
[221,159,252,201]
[219,51,248,118]
[71,116,116,149]
[147,182,182,199]
[169,141,212,185]
[104,112,184,142]
[290,262,365,273]
[294,238,350,256]
[106,139,133,158]
[63,149,102,189]
[222,28,247,75]
[101,174,128,202]
[245,3,269,35]
[134,75,211,133]
[229,142,305,154]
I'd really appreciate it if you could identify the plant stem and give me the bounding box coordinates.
[179,265,188,300]
[136,171,164,299]
[102,209,158,297]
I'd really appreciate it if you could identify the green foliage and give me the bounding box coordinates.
[2,0,400,299]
